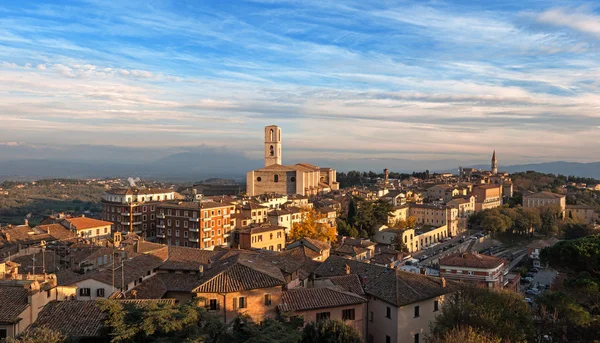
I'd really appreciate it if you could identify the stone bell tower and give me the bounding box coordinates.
[264,125,282,167]
[491,150,498,174]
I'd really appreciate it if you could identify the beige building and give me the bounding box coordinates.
[238,225,286,252]
[472,184,502,212]
[523,191,566,217]
[246,126,339,196]
[194,253,285,323]
[373,224,450,253]
[278,287,367,338]
[61,217,113,242]
[566,205,598,225]
[440,252,508,289]
[315,256,458,343]
[410,204,459,237]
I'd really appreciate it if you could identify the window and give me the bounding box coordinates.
[97,288,105,297]
[257,177,262,182]
[342,309,355,320]
[218,210,221,215]
[369,311,374,322]
[167,229,171,235]
[184,221,188,228]
[176,210,180,216]
[316,312,330,321]
[209,299,219,311]
[96,229,100,235]
[291,177,296,182]
[264,294,272,306]
[176,220,180,227]
[414,333,420,343]
[414,305,420,318]
[184,231,188,238]
[143,215,147,221]
[80,288,91,297]
[386,306,391,318]
[274,174,279,182]
[386,336,391,343]
[233,297,246,309]
[434,300,439,312]
[167,219,171,226]
[468,271,474,275]
[0,329,7,339]
[277,244,282,251]
[184,211,188,217]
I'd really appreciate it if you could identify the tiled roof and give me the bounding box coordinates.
[158,273,202,292]
[1,225,52,244]
[192,253,285,293]
[240,224,286,235]
[85,254,166,287]
[29,301,106,337]
[315,256,457,307]
[106,188,173,196]
[62,217,113,231]
[36,224,76,240]
[327,274,365,295]
[55,269,91,286]
[278,287,366,312]
[12,251,59,274]
[524,191,565,199]
[332,245,369,256]
[125,275,167,299]
[160,246,216,271]
[0,286,29,323]
[440,252,507,269]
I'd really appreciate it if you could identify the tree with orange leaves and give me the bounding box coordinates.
[290,207,337,243]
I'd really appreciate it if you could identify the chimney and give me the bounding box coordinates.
[24,219,29,227]
[345,264,351,275]
[420,267,427,275]
[441,277,446,288]
[198,265,204,277]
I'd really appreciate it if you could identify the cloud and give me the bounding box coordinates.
[533,8,600,38]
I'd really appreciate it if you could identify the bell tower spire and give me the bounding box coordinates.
[491,150,498,174]
[264,125,282,167]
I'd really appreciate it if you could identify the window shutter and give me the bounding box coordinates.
[233,297,238,310]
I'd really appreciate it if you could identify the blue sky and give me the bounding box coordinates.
[1,0,600,165]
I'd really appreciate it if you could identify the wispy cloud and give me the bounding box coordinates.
[533,7,600,38]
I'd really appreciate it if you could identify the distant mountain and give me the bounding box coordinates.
[440,161,600,179]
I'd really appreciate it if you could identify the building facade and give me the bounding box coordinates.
[440,252,508,288]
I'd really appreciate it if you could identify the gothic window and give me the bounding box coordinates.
[274,175,279,182]
[270,129,274,141]
[269,145,274,156]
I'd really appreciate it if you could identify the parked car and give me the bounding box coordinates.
[524,298,533,304]
[523,276,534,283]
[525,273,535,278]
[525,289,539,295]
[530,268,539,273]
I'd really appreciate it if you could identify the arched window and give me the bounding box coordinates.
[274,175,279,182]
[278,129,281,141]
[270,129,274,141]
[270,145,274,156]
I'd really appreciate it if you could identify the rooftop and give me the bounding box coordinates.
[440,252,507,269]
[278,286,366,312]
[62,217,113,231]
[524,191,565,199]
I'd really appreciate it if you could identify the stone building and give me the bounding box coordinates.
[566,204,598,224]
[523,191,566,217]
[472,184,502,212]
[246,126,339,196]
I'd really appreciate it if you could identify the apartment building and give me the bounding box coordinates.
[523,191,566,217]
[472,184,502,212]
[238,224,286,251]
[409,204,459,237]
[440,252,508,289]
[60,217,113,241]
[101,188,175,236]
[156,201,235,250]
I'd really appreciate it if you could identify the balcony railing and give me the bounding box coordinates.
[133,221,142,225]
[157,233,166,238]
[121,221,130,225]
[189,218,199,222]
[122,212,130,216]
[203,227,211,232]
[203,237,211,242]
[157,224,165,229]
[189,227,199,232]
[190,237,200,243]
[157,213,166,219]
[133,212,142,216]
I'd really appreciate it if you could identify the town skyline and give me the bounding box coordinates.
[2,1,600,163]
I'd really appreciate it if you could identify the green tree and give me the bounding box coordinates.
[347,198,357,225]
[426,326,502,343]
[562,222,594,240]
[300,319,362,343]
[6,327,65,343]
[392,232,409,253]
[429,285,534,343]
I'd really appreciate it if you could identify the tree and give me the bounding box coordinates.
[300,319,362,343]
[406,216,417,229]
[562,222,594,240]
[6,327,65,343]
[337,220,358,238]
[290,207,337,243]
[540,235,600,275]
[429,285,534,343]
[392,232,409,253]
[426,326,502,343]
[347,198,357,225]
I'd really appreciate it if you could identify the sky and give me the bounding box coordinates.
[1,0,600,166]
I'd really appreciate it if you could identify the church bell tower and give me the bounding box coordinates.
[491,150,498,174]
[264,125,282,167]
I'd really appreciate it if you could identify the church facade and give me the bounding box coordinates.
[246,125,339,196]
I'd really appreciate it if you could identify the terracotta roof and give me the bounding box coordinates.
[327,274,365,295]
[192,253,285,293]
[54,269,91,286]
[315,256,457,307]
[30,301,106,337]
[0,286,29,323]
[106,188,173,196]
[62,217,113,231]
[439,252,507,269]
[240,225,286,235]
[474,184,501,190]
[1,225,52,245]
[160,246,216,271]
[158,273,202,292]
[332,245,369,256]
[36,224,76,241]
[125,275,167,299]
[523,191,565,199]
[82,254,166,287]
[279,287,366,312]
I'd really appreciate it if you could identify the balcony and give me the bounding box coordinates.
[189,218,199,222]
[157,213,166,219]
[190,237,200,243]
[203,237,211,242]
[223,233,230,238]
[121,221,130,225]
[133,221,142,225]
[122,212,130,216]
[157,233,166,238]
[189,227,199,232]
[133,212,142,216]
[157,224,165,229]
[203,227,212,232]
